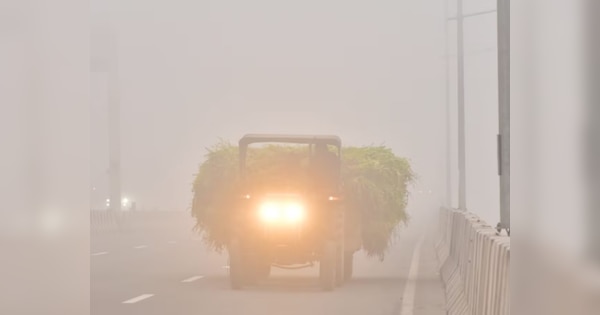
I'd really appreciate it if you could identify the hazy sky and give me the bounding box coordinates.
[91,0,500,224]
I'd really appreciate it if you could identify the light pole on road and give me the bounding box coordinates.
[91,22,121,214]
[497,0,510,234]
[445,0,507,230]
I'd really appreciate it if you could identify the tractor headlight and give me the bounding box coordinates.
[258,201,305,224]
[283,203,305,222]
[259,202,281,223]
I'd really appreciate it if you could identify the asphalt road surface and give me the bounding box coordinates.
[91,207,446,315]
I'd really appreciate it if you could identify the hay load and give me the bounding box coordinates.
[191,141,414,259]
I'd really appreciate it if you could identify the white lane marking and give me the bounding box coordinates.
[222,265,230,269]
[399,237,424,315]
[181,275,204,283]
[133,245,148,249]
[91,251,108,256]
[122,294,154,304]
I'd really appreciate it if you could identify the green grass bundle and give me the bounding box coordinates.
[191,141,414,260]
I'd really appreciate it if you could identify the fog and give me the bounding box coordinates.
[7,0,599,314]
[91,0,501,225]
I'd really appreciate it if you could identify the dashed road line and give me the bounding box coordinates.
[133,245,148,249]
[222,265,230,269]
[122,294,154,304]
[181,275,204,283]
[91,251,108,256]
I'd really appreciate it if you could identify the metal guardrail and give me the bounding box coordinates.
[435,208,510,315]
[90,210,191,233]
[90,210,121,233]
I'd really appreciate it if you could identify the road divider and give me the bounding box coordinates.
[435,208,510,315]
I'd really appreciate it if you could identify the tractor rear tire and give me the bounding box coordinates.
[319,241,336,291]
[335,243,345,287]
[344,251,354,281]
[228,239,245,290]
[256,260,271,281]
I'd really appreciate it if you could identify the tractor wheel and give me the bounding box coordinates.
[335,243,345,286]
[344,251,354,281]
[228,239,245,290]
[319,241,336,291]
[255,260,271,281]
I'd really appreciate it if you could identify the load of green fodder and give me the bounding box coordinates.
[191,141,414,260]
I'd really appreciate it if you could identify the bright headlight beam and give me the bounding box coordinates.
[259,202,280,222]
[258,201,305,223]
[284,203,304,222]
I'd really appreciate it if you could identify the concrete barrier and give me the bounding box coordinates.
[435,208,510,315]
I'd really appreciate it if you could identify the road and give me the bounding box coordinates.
[91,207,446,315]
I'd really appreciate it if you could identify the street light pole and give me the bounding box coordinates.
[444,0,452,208]
[447,1,499,214]
[587,0,600,264]
[107,30,122,214]
[457,0,467,211]
[497,0,510,233]
[91,20,121,214]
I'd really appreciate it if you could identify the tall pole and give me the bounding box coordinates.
[586,0,598,261]
[457,0,467,210]
[497,0,510,233]
[444,0,452,208]
[107,30,121,214]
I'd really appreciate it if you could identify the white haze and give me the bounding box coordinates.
[91,0,501,224]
